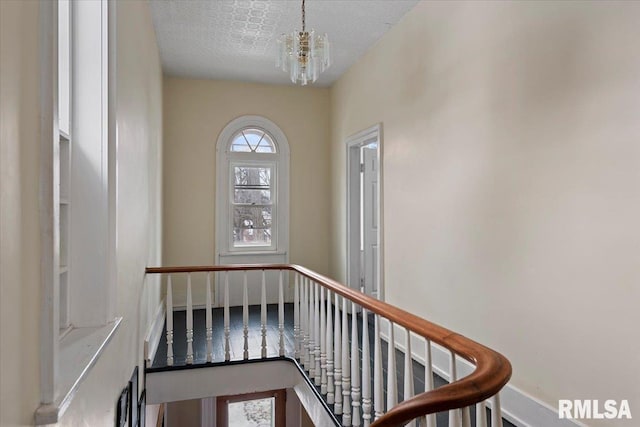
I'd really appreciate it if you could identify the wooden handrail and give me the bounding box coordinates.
[145,264,512,426]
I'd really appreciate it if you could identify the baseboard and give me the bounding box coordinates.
[144,299,166,365]
[378,318,585,427]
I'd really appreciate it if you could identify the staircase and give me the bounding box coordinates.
[144,264,512,426]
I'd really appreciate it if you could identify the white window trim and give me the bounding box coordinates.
[215,116,290,260]
[36,1,120,423]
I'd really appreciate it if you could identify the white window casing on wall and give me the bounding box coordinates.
[215,116,290,306]
[216,116,290,259]
[37,1,120,423]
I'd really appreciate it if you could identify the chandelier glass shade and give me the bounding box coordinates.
[276,0,330,85]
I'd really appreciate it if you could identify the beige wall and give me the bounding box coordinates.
[330,0,640,422]
[163,78,330,278]
[0,0,163,425]
[4,0,639,424]
[0,1,42,424]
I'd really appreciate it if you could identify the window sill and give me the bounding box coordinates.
[219,250,287,257]
[35,317,122,425]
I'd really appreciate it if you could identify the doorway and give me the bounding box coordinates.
[346,124,383,299]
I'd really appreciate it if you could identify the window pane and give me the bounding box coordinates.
[234,166,271,188]
[230,140,252,152]
[254,136,276,153]
[233,206,272,247]
[234,167,272,204]
[228,397,275,426]
[230,128,276,153]
[234,189,271,204]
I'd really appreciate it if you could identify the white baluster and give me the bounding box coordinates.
[342,296,352,426]
[476,401,487,427]
[404,329,414,427]
[424,339,436,427]
[186,273,194,364]
[307,278,313,369]
[314,282,321,385]
[294,273,300,360]
[491,393,503,427]
[449,352,460,427]
[351,302,361,426]
[320,286,327,394]
[334,293,343,415]
[243,270,249,360]
[361,308,371,426]
[278,270,285,357]
[224,271,230,361]
[462,406,471,427]
[205,272,213,363]
[302,277,309,369]
[166,275,174,366]
[418,416,427,427]
[308,279,316,378]
[386,321,397,411]
[326,289,335,404]
[373,315,383,421]
[261,270,267,358]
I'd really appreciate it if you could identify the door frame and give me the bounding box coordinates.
[345,123,384,300]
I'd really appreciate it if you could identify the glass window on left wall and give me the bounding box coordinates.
[36,1,120,424]
[57,0,72,337]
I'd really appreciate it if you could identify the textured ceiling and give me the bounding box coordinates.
[149,0,420,87]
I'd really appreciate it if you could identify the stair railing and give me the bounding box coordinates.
[145,264,512,427]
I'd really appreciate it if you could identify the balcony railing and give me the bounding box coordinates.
[145,264,512,427]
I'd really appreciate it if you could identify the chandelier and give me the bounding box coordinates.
[276,0,331,85]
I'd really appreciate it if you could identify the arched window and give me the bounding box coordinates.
[229,128,276,154]
[216,116,289,260]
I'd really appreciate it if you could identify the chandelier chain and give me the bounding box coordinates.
[302,0,306,33]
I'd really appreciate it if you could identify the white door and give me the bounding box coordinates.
[346,124,382,299]
[361,147,379,297]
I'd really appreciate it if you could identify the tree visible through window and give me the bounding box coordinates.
[229,128,278,250]
[216,117,289,258]
[216,390,286,427]
[232,165,273,247]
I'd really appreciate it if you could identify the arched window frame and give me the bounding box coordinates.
[215,116,290,258]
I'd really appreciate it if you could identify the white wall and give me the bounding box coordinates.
[330,1,640,424]
[0,0,163,425]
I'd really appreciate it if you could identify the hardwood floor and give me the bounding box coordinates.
[150,304,515,427]
[151,304,295,367]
